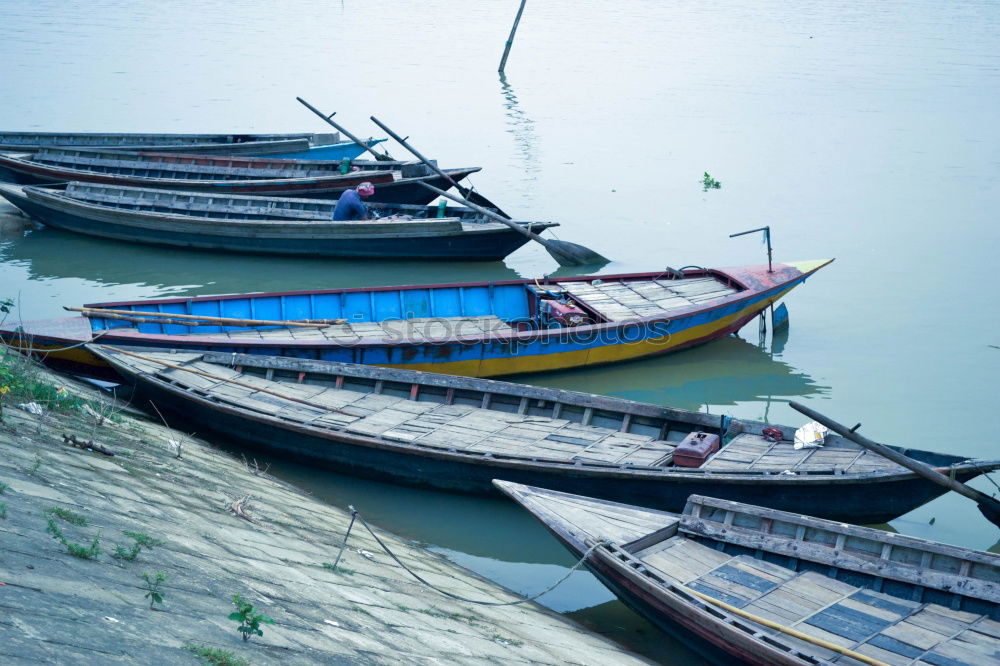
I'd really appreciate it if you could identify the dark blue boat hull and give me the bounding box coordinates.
[123,373,976,524]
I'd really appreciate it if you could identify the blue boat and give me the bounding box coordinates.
[0,260,833,381]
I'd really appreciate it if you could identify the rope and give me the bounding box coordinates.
[331,505,607,607]
[969,461,1000,495]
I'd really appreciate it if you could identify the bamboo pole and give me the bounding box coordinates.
[499,0,528,73]
[296,96,392,161]
[99,346,354,417]
[789,401,1000,527]
[66,306,345,329]
[420,182,609,266]
[368,115,512,218]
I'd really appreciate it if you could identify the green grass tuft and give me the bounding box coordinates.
[184,644,249,666]
[46,506,88,526]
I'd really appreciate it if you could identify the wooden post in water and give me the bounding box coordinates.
[499,0,528,73]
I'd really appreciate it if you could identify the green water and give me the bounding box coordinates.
[2,1,999,662]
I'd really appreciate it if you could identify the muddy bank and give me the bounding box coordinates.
[0,350,651,664]
[0,199,32,235]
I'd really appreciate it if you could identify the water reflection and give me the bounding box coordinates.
[499,73,540,181]
[0,226,524,315]
[528,334,828,414]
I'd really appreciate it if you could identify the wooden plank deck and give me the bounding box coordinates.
[635,539,999,665]
[701,433,907,474]
[560,277,739,321]
[151,358,678,467]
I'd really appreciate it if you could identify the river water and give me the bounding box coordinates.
[1,1,998,662]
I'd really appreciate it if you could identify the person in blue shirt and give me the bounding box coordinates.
[332,182,375,221]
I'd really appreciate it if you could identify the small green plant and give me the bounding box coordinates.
[0,348,86,414]
[0,481,8,494]
[229,594,274,642]
[141,571,168,609]
[184,644,250,666]
[321,562,355,574]
[66,536,101,560]
[45,517,65,542]
[113,543,142,561]
[0,503,7,519]
[123,530,164,549]
[46,506,88,526]
[701,171,722,191]
[28,455,42,477]
[46,516,101,559]
[112,531,163,562]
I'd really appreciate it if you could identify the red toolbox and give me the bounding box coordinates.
[674,432,720,468]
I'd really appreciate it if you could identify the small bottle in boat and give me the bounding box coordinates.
[339,158,351,175]
[437,200,448,218]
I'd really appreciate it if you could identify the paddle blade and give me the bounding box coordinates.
[978,499,1000,529]
[545,239,611,267]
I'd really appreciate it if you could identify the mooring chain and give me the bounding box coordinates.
[330,505,608,607]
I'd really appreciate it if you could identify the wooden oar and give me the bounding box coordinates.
[419,182,609,267]
[296,96,394,161]
[100,346,354,417]
[789,401,1000,527]
[368,115,512,219]
[66,306,345,329]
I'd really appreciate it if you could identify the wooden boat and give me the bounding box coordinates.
[0,182,555,259]
[497,481,1000,665]
[0,149,480,204]
[0,131,386,159]
[85,346,1000,523]
[1,260,833,381]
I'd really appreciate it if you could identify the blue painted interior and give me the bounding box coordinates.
[91,283,533,335]
[268,138,389,160]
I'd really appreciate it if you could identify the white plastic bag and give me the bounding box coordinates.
[794,421,828,450]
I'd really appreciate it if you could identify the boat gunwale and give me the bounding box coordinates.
[28,147,411,168]
[0,153,399,187]
[90,346,991,483]
[0,152,482,189]
[683,494,1000,569]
